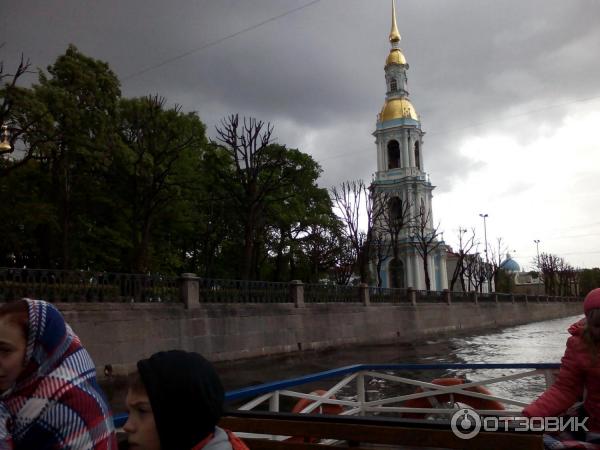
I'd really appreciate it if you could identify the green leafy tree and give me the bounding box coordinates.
[116,95,207,273]
[0,159,56,267]
[214,115,328,280]
[260,147,334,281]
[580,268,600,297]
[33,45,121,268]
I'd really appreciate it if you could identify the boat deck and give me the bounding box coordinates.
[221,410,544,450]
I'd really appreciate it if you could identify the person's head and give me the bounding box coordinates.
[0,300,28,391]
[584,288,600,343]
[123,371,160,450]
[123,350,225,450]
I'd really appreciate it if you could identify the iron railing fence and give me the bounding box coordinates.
[369,287,408,304]
[0,267,584,305]
[303,283,360,304]
[449,290,470,302]
[496,293,513,302]
[0,267,178,303]
[513,294,528,303]
[477,292,493,302]
[198,278,290,304]
[415,289,443,303]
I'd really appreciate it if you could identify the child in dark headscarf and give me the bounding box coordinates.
[123,350,248,450]
[0,299,117,449]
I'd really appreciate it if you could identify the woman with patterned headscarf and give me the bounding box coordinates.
[0,299,117,449]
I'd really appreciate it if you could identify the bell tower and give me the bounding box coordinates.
[371,0,448,291]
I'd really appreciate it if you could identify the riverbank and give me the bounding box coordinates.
[100,313,583,412]
[62,299,582,381]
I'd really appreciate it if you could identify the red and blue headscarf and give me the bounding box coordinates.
[0,299,117,449]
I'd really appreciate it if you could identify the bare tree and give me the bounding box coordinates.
[448,227,478,291]
[330,180,384,284]
[375,191,413,288]
[537,253,576,296]
[371,231,388,287]
[473,252,489,293]
[461,252,482,292]
[537,252,561,295]
[215,114,295,280]
[409,204,442,291]
[488,237,508,292]
[0,54,51,176]
[557,260,576,296]
[1,53,30,126]
[330,234,356,285]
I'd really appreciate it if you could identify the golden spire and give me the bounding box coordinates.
[389,0,401,43]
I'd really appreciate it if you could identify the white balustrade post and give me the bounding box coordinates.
[181,273,200,309]
[290,280,304,308]
[357,372,366,416]
[443,288,451,305]
[360,283,370,306]
[269,391,280,412]
[407,287,417,306]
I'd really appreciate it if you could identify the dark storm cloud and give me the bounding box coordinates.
[3,0,600,190]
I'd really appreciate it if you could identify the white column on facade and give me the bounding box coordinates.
[377,140,384,171]
[428,255,436,290]
[417,138,423,170]
[406,252,414,288]
[401,130,409,169]
[440,250,449,289]
[428,192,434,228]
[418,134,425,172]
[413,253,422,290]
[413,191,420,221]
[408,131,415,167]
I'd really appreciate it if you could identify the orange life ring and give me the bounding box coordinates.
[291,389,344,415]
[401,377,505,418]
[287,389,344,443]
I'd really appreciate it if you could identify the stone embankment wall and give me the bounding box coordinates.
[57,300,582,376]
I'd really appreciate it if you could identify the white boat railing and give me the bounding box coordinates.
[229,363,560,418]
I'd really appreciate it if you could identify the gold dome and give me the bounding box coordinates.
[379,98,418,122]
[386,48,406,66]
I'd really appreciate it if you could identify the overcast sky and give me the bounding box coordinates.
[3,0,600,270]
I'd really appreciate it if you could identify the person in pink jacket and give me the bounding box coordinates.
[523,288,600,438]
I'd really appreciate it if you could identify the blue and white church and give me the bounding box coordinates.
[371,1,448,290]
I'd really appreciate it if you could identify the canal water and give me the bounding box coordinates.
[104,314,584,412]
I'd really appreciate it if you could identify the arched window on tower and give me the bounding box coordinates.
[388,197,404,225]
[415,141,421,170]
[389,258,405,288]
[387,140,400,169]
[420,198,427,222]
[390,78,397,92]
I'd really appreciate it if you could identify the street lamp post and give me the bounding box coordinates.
[479,213,490,292]
[533,239,541,294]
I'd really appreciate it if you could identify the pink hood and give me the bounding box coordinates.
[568,318,586,337]
[523,317,600,432]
